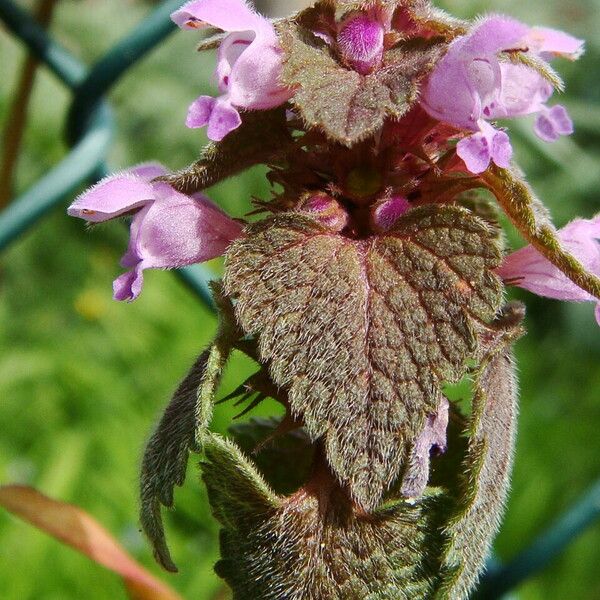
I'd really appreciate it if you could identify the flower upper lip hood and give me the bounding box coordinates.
[171,0,292,141]
[68,162,243,301]
[420,15,584,173]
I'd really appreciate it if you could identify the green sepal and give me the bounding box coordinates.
[139,284,238,572]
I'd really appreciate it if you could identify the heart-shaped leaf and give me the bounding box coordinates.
[278,19,444,146]
[224,205,503,508]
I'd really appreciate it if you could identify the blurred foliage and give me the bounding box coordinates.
[0,0,599,598]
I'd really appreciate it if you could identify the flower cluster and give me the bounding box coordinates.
[69,1,599,327]
[172,0,291,140]
[421,16,583,173]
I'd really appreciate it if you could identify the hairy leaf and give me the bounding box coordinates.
[202,433,445,600]
[140,286,237,572]
[278,19,444,146]
[436,307,525,599]
[164,108,293,195]
[224,205,503,508]
[139,351,210,573]
[202,433,281,530]
[402,0,468,37]
[483,166,600,300]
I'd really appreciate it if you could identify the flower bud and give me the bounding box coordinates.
[298,193,349,232]
[337,12,385,75]
[371,196,411,231]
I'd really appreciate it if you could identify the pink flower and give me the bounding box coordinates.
[496,216,600,325]
[68,163,243,301]
[171,0,292,141]
[421,16,584,174]
[297,193,349,232]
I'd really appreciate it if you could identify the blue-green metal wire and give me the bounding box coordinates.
[0,0,85,86]
[0,107,113,251]
[478,478,600,598]
[0,0,215,307]
[0,0,113,251]
[66,0,183,143]
[0,0,597,593]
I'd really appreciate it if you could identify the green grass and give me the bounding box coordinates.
[1,0,600,598]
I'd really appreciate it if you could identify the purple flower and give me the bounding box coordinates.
[297,193,349,232]
[68,163,243,301]
[496,216,600,325]
[401,397,449,499]
[421,16,584,173]
[457,120,512,174]
[171,0,292,141]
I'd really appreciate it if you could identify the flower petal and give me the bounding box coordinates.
[337,12,385,75]
[186,95,243,140]
[128,162,168,181]
[457,130,492,174]
[372,196,411,231]
[534,105,574,142]
[421,15,529,130]
[495,63,552,118]
[490,128,513,168]
[113,266,144,302]
[421,14,582,142]
[526,27,585,59]
[497,215,600,304]
[227,40,292,110]
[462,16,529,56]
[401,397,449,498]
[68,173,156,223]
[186,95,216,128]
[216,32,254,91]
[134,189,243,271]
[171,0,266,32]
[206,97,243,140]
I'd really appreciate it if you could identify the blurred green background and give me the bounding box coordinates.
[0,0,599,598]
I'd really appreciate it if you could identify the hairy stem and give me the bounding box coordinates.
[483,165,600,300]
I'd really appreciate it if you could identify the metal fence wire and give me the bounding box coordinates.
[0,0,599,598]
